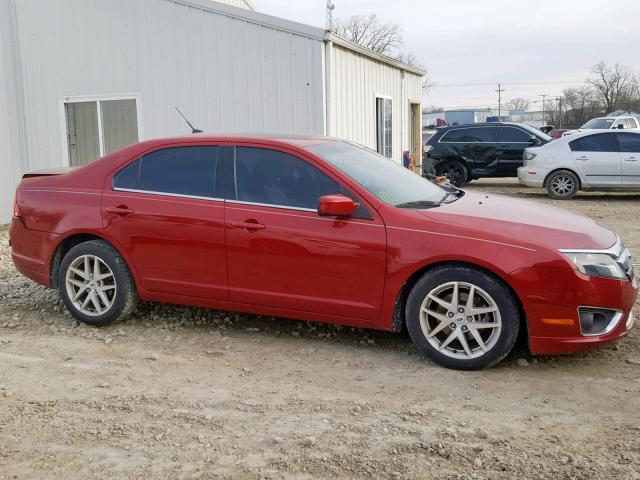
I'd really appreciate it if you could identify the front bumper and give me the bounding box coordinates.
[510,266,638,355]
[517,165,548,188]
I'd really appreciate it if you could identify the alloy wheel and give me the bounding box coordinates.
[419,281,502,360]
[443,164,464,184]
[65,255,117,316]
[550,174,576,197]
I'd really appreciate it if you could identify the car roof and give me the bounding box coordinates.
[553,128,640,143]
[131,133,338,150]
[438,122,526,129]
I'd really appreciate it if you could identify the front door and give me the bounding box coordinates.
[224,146,387,321]
[497,126,534,176]
[569,133,621,187]
[618,133,640,186]
[102,145,230,300]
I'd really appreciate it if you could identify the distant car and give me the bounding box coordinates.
[518,130,640,199]
[539,125,554,135]
[423,123,551,186]
[549,129,569,139]
[562,116,640,137]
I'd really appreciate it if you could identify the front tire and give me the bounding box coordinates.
[58,240,138,326]
[546,170,579,199]
[405,265,520,370]
[437,161,469,187]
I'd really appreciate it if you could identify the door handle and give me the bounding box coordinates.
[576,156,589,161]
[105,206,135,216]
[625,157,638,162]
[229,220,266,231]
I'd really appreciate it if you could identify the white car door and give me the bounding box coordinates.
[570,133,621,187]
[618,132,640,187]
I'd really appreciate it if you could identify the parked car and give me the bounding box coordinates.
[549,129,569,139]
[562,116,640,137]
[423,123,551,186]
[519,130,640,199]
[10,135,637,370]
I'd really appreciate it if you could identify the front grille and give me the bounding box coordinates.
[578,307,623,336]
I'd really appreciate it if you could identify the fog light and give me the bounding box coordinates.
[578,307,622,336]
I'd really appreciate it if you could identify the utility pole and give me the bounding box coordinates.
[496,83,505,121]
[326,0,335,31]
[538,94,548,126]
[552,96,562,129]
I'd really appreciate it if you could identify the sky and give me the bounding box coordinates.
[251,0,640,111]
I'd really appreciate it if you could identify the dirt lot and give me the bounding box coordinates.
[1,179,639,480]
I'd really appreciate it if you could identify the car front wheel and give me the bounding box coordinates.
[546,170,579,199]
[405,265,520,370]
[58,240,138,326]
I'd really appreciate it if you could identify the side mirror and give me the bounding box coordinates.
[318,194,357,217]
[528,135,540,145]
[616,124,625,129]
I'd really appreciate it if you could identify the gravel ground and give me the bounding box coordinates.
[1,179,639,480]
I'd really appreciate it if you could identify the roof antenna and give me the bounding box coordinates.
[174,106,203,134]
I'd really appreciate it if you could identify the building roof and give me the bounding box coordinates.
[325,33,427,76]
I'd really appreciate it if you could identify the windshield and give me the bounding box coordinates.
[307,141,447,207]
[581,118,614,129]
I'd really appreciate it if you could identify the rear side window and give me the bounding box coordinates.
[498,127,532,143]
[113,146,220,198]
[440,127,497,143]
[618,133,640,153]
[625,119,636,129]
[569,134,618,152]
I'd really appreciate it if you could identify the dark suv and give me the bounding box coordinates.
[423,123,551,186]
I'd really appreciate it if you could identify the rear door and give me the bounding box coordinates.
[569,133,621,187]
[102,145,230,299]
[496,126,535,176]
[618,133,640,186]
[439,126,498,176]
[224,146,386,321]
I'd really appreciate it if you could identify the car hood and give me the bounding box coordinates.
[414,191,616,251]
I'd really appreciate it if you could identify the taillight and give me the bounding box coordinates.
[13,190,21,218]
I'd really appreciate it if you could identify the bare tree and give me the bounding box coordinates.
[561,86,602,127]
[587,62,635,114]
[332,14,402,55]
[506,97,529,112]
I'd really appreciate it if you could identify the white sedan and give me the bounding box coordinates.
[518,130,640,199]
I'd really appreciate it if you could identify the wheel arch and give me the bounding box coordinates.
[391,260,529,343]
[50,231,139,291]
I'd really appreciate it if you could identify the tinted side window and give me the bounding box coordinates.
[441,127,497,143]
[498,127,531,142]
[569,134,618,152]
[618,133,640,153]
[234,147,345,210]
[114,160,141,189]
[114,146,220,197]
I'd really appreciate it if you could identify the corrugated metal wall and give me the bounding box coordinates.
[326,42,423,164]
[212,0,253,9]
[0,0,325,222]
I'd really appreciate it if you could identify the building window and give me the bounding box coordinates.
[64,97,140,166]
[376,97,393,159]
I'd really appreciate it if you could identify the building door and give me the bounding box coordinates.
[64,97,140,166]
[410,102,421,173]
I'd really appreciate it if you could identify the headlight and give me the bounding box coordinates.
[562,252,627,279]
[523,151,537,161]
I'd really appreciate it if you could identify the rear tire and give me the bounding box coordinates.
[58,240,138,326]
[405,264,520,370]
[437,161,469,187]
[546,170,579,199]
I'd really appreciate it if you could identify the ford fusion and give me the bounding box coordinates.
[10,135,637,369]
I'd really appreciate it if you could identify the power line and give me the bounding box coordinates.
[496,83,505,119]
[435,80,584,88]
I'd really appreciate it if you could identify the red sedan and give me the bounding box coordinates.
[10,135,637,369]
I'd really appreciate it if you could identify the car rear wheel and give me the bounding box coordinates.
[405,265,520,370]
[58,240,138,326]
[546,170,579,199]
[437,161,469,187]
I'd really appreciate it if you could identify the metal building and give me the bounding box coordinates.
[0,0,424,223]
